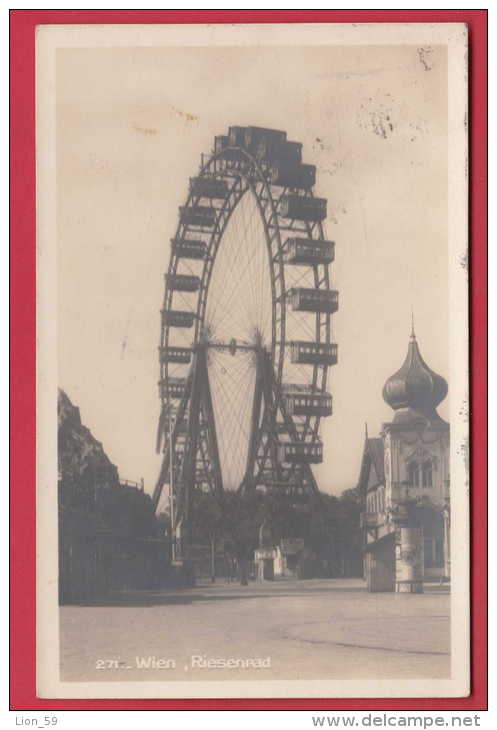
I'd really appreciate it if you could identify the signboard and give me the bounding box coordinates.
[280,538,305,554]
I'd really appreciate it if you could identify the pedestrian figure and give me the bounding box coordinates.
[225,554,235,583]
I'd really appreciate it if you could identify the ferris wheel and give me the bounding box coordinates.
[152,126,338,541]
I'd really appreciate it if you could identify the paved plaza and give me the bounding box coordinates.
[59,578,450,682]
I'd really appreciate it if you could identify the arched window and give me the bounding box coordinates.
[422,461,433,488]
[407,461,420,487]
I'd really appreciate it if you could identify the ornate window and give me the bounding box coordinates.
[422,461,433,488]
[407,461,420,487]
[407,460,433,488]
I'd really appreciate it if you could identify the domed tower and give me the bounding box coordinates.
[381,324,450,586]
[382,324,448,426]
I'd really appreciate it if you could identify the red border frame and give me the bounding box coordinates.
[10,9,487,711]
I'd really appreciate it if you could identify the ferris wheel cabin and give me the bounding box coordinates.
[159,376,188,400]
[214,135,229,154]
[243,126,286,149]
[215,127,317,183]
[280,195,327,222]
[289,287,339,313]
[243,127,305,167]
[269,163,316,189]
[171,238,209,260]
[161,309,195,328]
[244,127,295,163]
[271,140,303,165]
[159,346,192,365]
[283,389,333,417]
[290,341,338,366]
[166,274,201,292]
[228,125,249,147]
[278,440,323,464]
[179,205,217,228]
[283,237,335,265]
[189,177,229,200]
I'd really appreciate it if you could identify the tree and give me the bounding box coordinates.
[191,491,224,581]
[187,485,364,582]
[334,488,363,576]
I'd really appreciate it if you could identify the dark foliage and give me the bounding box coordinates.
[58,389,167,603]
[184,486,363,576]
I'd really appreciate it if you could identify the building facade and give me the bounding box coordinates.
[359,328,450,593]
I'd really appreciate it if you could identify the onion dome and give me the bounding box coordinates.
[382,326,448,424]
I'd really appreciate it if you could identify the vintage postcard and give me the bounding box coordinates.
[36,22,469,699]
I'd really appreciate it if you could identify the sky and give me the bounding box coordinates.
[56,42,449,496]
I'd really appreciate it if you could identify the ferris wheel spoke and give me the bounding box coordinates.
[285,264,316,291]
[246,195,265,330]
[217,212,270,336]
[288,310,323,342]
[244,197,262,310]
[221,392,250,484]
[208,242,258,338]
[175,257,197,278]
[205,228,236,327]
[208,283,253,341]
[237,193,261,328]
[209,356,254,487]
[206,195,259,336]
[236,193,255,305]
[172,288,197,315]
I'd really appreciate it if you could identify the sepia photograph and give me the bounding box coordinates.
[34,22,470,699]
